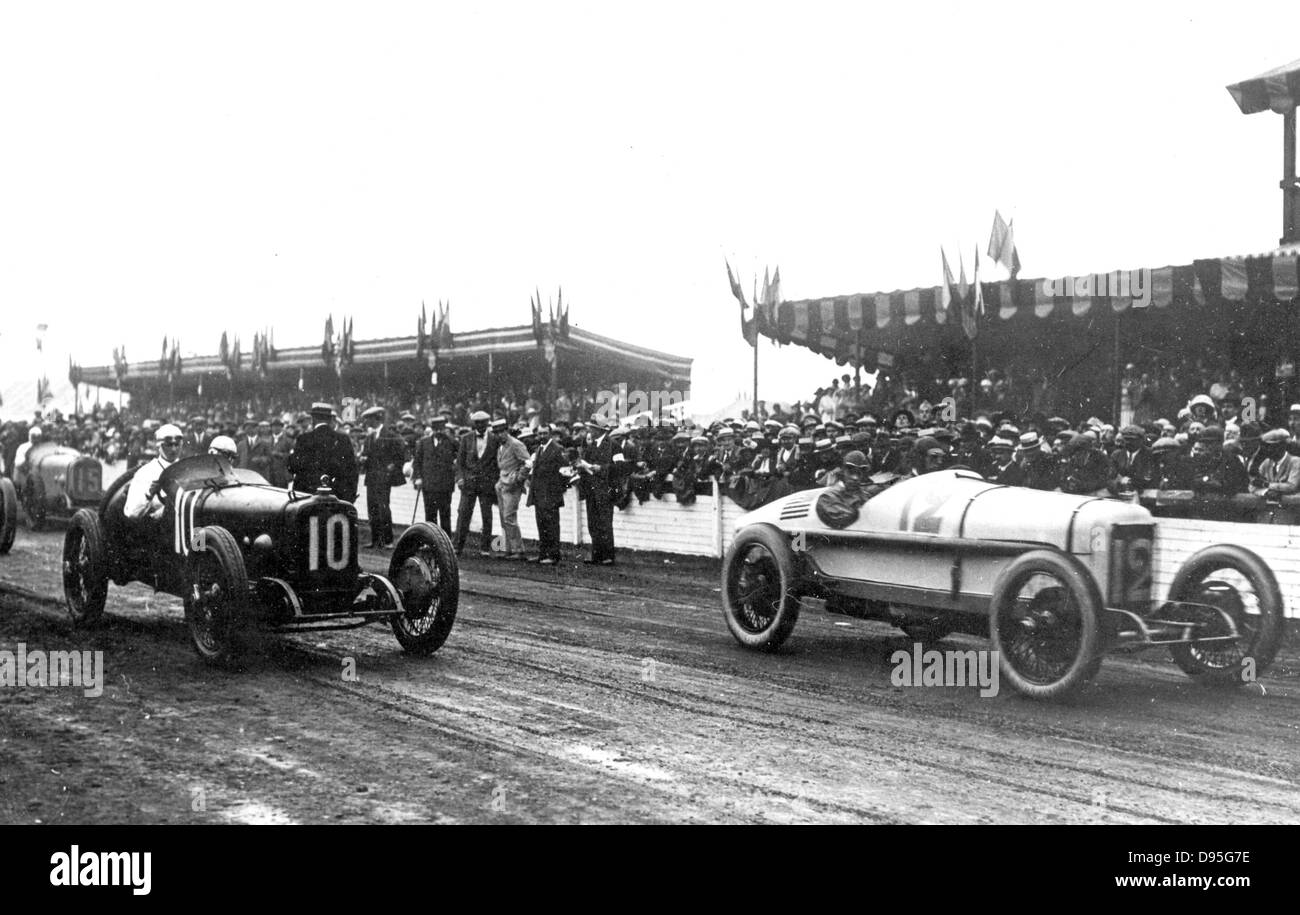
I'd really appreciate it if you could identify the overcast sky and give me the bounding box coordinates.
[2,1,1298,413]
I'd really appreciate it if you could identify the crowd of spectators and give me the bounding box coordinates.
[5,353,1299,526]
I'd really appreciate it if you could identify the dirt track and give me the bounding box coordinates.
[2,526,1299,824]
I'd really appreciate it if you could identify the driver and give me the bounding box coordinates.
[14,426,42,481]
[814,449,879,528]
[124,423,183,521]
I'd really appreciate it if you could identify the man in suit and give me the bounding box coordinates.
[528,423,568,564]
[454,410,499,557]
[287,403,360,504]
[360,405,407,548]
[577,415,617,565]
[180,415,207,460]
[268,417,292,487]
[492,418,531,560]
[412,415,457,535]
[1254,428,1300,497]
[983,436,1024,486]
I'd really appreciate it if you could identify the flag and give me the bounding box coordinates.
[531,289,544,344]
[557,288,568,338]
[962,247,983,341]
[957,253,969,304]
[940,248,957,314]
[219,331,230,367]
[231,335,241,374]
[36,324,47,353]
[36,375,51,405]
[322,315,335,365]
[987,210,1021,278]
[417,301,427,358]
[341,317,354,366]
[439,301,453,348]
[726,260,757,347]
[159,336,169,376]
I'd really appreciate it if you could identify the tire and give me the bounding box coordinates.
[989,549,1103,700]
[721,524,801,651]
[0,477,16,555]
[63,509,108,625]
[1167,545,1283,687]
[22,476,46,532]
[183,526,249,669]
[388,521,459,655]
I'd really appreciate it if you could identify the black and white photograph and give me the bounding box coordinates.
[1,0,1297,869]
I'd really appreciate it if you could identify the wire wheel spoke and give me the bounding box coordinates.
[1000,575,1081,684]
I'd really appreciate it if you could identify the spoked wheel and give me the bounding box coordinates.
[22,477,46,531]
[722,524,800,651]
[388,522,459,655]
[183,526,249,668]
[0,477,16,554]
[989,550,1102,699]
[1168,545,1283,687]
[62,509,108,625]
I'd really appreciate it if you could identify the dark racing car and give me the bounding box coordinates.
[61,453,458,666]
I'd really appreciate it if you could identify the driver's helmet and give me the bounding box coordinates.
[208,435,238,459]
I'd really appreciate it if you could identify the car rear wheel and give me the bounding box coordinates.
[389,522,459,655]
[1167,545,1283,687]
[184,525,249,669]
[63,509,108,625]
[722,524,801,651]
[0,477,16,554]
[989,550,1102,700]
[22,476,46,531]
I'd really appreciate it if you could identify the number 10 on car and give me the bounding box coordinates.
[308,514,350,571]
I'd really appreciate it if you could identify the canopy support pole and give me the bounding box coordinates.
[1284,106,1298,246]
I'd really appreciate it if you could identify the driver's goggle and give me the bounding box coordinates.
[160,437,183,446]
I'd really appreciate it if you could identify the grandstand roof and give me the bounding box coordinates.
[751,248,1300,367]
[78,324,692,390]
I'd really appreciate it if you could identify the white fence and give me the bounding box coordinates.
[99,463,1298,618]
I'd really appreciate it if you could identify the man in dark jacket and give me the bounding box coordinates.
[527,423,568,564]
[412,415,457,535]
[454,410,499,556]
[287,403,359,504]
[360,406,407,548]
[1108,424,1154,495]
[577,415,617,564]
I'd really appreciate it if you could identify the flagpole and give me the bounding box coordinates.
[752,333,759,421]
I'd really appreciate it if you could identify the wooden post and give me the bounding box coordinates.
[752,338,759,420]
[1113,308,1122,424]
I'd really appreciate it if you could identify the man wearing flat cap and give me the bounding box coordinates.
[1108,424,1154,496]
[1254,428,1300,498]
[454,410,499,556]
[287,402,359,504]
[413,415,457,535]
[360,406,407,549]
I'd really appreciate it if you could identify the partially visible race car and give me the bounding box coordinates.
[1,442,104,540]
[61,453,458,666]
[721,469,1285,699]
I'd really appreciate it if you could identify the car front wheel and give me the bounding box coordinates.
[722,524,801,651]
[989,549,1102,700]
[389,522,459,655]
[184,525,249,668]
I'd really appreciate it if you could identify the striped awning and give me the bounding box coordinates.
[1228,58,1300,115]
[755,248,1300,365]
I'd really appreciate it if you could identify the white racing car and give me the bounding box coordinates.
[720,469,1285,699]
